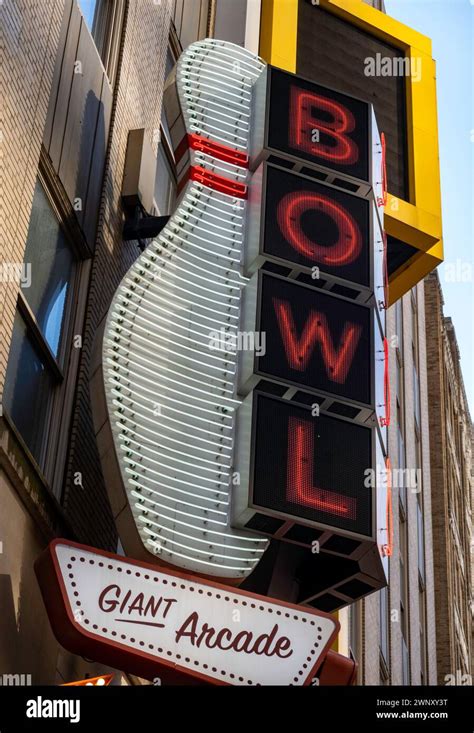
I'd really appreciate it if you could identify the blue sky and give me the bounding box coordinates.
[385,0,473,412]
[78,0,96,30]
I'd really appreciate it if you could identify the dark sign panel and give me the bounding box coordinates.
[263,164,370,286]
[267,66,369,182]
[257,272,371,405]
[296,2,408,199]
[251,393,372,537]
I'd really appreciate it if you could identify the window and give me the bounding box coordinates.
[413,355,421,432]
[398,428,407,514]
[78,0,100,30]
[401,636,410,685]
[411,293,419,360]
[417,502,426,585]
[19,182,75,358]
[379,585,390,669]
[3,312,55,464]
[153,142,177,216]
[395,297,403,357]
[415,434,423,491]
[399,516,410,682]
[349,601,362,682]
[395,343,407,514]
[410,294,421,431]
[396,353,404,414]
[153,108,177,217]
[3,180,79,470]
[78,1,110,53]
[419,584,427,684]
[165,45,176,80]
[77,0,125,80]
[415,435,425,586]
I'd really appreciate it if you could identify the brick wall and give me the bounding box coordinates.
[0,0,65,399]
[62,0,172,549]
[360,279,438,685]
[424,272,449,682]
[425,271,473,682]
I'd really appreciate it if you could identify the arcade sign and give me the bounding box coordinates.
[35,540,339,686]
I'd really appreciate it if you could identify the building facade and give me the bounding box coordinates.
[424,271,473,684]
[0,0,459,687]
[1,0,174,684]
[341,279,438,684]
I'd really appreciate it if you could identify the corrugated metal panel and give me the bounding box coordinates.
[296,2,408,200]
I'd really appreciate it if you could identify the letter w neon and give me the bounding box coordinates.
[273,298,362,383]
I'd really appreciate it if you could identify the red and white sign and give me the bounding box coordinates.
[36,540,339,686]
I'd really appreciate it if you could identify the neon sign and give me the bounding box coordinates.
[277,191,362,266]
[236,392,373,537]
[92,39,271,581]
[255,272,371,405]
[289,87,359,166]
[36,540,339,686]
[287,416,357,519]
[266,67,370,182]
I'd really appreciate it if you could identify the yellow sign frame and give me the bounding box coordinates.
[259,0,443,303]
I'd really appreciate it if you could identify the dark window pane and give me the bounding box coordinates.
[154,143,176,215]
[379,585,389,664]
[22,182,75,358]
[165,46,175,79]
[413,362,421,430]
[77,0,111,62]
[78,0,99,29]
[417,503,425,583]
[3,312,54,465]
[401,636,410,684]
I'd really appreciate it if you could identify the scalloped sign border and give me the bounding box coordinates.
[35,540,339,686]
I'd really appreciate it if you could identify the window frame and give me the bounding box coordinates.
[153,131,177,217]
[399,517,410,667]
[379,583,390,671]
[152,103,178,219]
[3,151,91,497]
[151,40,179,219]
[77,0,126,85]
[419,582,428,684]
